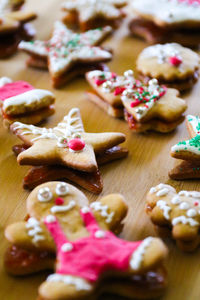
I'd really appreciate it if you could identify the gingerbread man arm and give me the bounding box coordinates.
[5,219,55,252]
[90,193,128,233]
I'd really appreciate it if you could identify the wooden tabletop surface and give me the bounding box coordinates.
[0,1,200,299]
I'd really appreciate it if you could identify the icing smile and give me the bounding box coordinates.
[50,200,76,213]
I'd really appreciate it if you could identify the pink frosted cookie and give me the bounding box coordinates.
[0,77,55,127]
[5,181,168,299]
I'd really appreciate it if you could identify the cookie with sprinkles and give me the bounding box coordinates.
[18,21,113,88]
[0,0,36,58]
[0,77,55,128]
[5,181,168,299]
[61,0,127,31]
[129,0,200,47]
[146,183,200,251]
[170,115,200,179]
[137,43,200,92]
[10,107,128,193]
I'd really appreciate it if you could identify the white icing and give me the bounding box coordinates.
[0,76,12,88]
[187,208,197,217]
[171,195,181,204]
[47,274,92,291]
[56,182,69,196]
[149,183,175,196]
[140,43,182,65]
[179,190,200,198]
[62,0,126,22]
[2,89,54,111]
[45,215,56,223]
[172,216,199,227]
[130,237,153,270]
[90,201,114,223]
[179,202,190,210]
[132,0,200,24]
[26,217,44,244]
[61,243,73,252]
[50,200,76,213]
[149,187,156,194]
[13,108,85,152]
[38,187,52,202]
[94,230,105,238]
[156,188,170,197]
[157,200,171,219]
[81,206,90,214]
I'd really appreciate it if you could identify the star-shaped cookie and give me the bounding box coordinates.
[5,181,168,299]
[18,21,112,88]
[169,115,200,179]
[146,183,200,251]
[0,0,36,58]
[11,107,127,193]
[62,0,127,31]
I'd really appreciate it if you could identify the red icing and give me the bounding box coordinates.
[168,56,182,67]
[130,100,141,107]
[0,81,34,101]
[114,87,126,96]
[68,139,85,151]
[44,210,143,282]
[95,79,106,86]
[55,197,65,205]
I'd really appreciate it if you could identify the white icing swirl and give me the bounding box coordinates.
[47,274,92,291]
[90,201,114,223]
[26,217,44,244]
[130,237,153,270]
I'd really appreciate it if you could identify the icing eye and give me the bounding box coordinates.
[56,182,69,196]
[38,187,52,202]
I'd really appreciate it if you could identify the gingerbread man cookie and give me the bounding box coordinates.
[18,21,112,88]
[5,181,168,299]
[137,43,200,92]
[0,77,55,127]
[0,0,36,58]
[146,183,200,251]
[129,0,200,47]
[169,115,200,180]
[61,0,127,31]
[10,107,128,193]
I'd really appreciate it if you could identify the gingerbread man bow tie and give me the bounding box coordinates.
[5,181,167,300]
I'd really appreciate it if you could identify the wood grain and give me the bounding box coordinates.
[0,1,200,299]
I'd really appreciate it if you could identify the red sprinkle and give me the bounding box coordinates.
[55,197,64,205]
[114,87,126,96]
[194,201,199,206]
[130,100,141,107]
[169,56,182,67]
[68,138,85,151]
[95,79,106,86]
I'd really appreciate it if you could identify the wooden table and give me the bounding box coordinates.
[1,1,200,299]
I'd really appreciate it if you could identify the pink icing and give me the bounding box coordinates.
[177,0,200,4]
[44,209,142,282]
[0,81,34,101]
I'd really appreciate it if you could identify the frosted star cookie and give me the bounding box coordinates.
[129,0,200,47]
[170,115,200,180]
[10,107,128,193]
[146,183,200,251]
[61,0,127,31]
[0,77,55,127]
[137,43,200,92]
[18,21,112,88]
[5,181,168,299]
[0,0,36,58]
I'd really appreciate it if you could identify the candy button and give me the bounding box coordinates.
[68,138,85,151]
[55,197,64,205]
[169,56,182,66]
